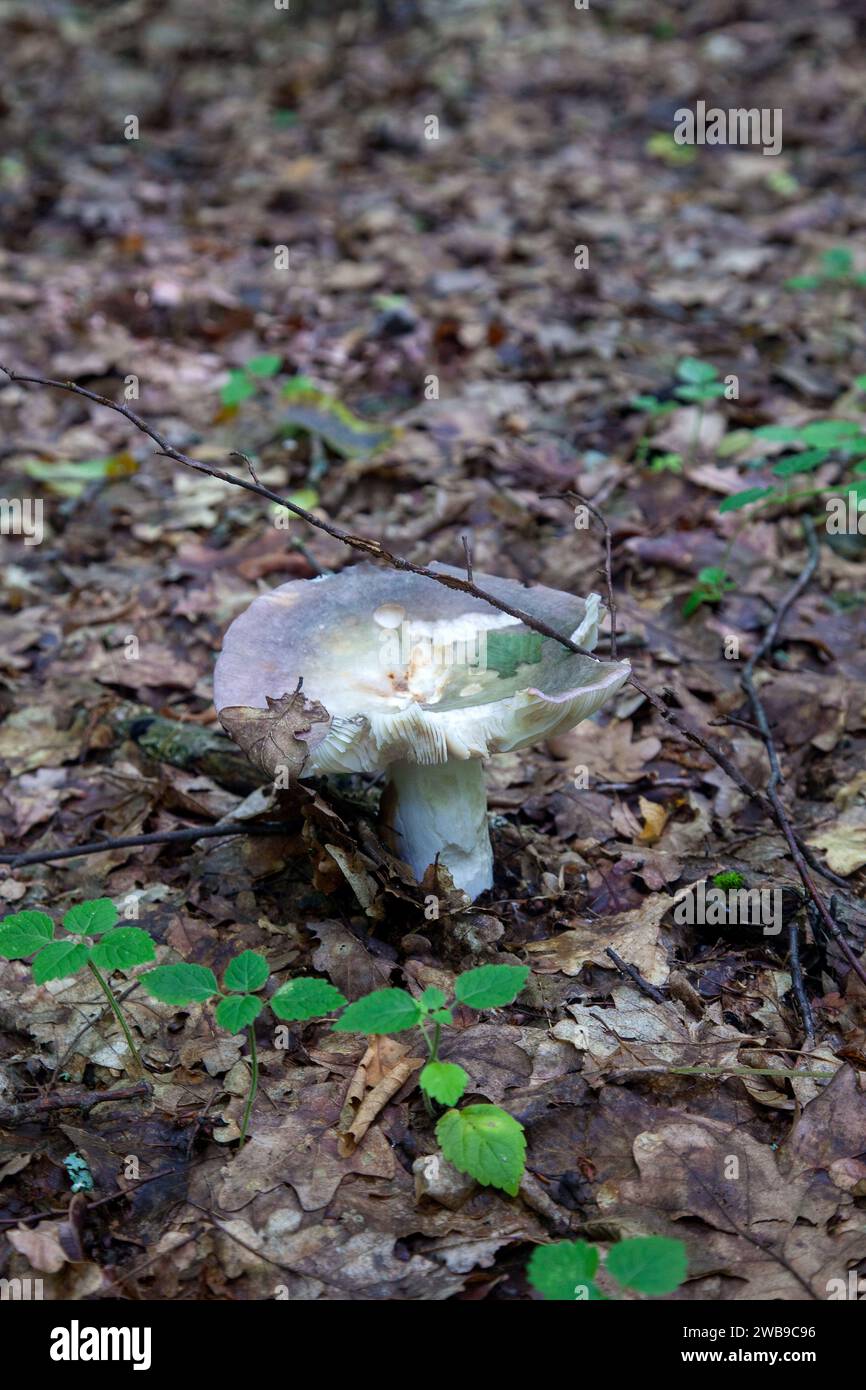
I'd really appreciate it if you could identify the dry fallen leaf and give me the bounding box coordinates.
[807,807,866,875]
[219,687,330,782]
[526,893,674,985]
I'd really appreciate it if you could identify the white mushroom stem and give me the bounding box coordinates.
[386,759,493,901]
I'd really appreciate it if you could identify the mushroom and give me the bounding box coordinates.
[214,563,629,900]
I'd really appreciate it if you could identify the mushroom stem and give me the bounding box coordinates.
[386,758,493,901]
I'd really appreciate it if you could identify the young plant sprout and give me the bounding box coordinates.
[214,564,630,899]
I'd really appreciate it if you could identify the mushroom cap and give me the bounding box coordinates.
[214,562,630,773]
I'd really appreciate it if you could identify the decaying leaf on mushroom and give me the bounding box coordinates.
[213,563,630,900]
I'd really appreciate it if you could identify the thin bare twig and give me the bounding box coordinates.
[604,947,666,1003]
[739,516,866,989]
[0,820,290,868]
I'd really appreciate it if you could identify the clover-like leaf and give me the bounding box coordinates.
[141,963,219,1006]
[62,898,118,937]
[436,1104,526,1196]
[89,927,155,973]
[606,1236,688,1295]
[215,994,263,1033]
[332,987,422,1034]
[32,940,91,984]
[527,1241,602,1301]
[0,910,54,959]
[419,1061,468,1106]
[223,950,269,994]
[454,964,529,1010]
[270,977,347,1021]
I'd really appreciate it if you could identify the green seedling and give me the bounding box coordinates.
[785,247,866,292]
[528,1235,687,1301]
[0,899,154,1076]
[273,963,531,1193]
[220,353,283,406]
[682,565,736,618]
[141,950,345,1145]
[718,417,866,516]
[140,957,529,1185]
[629,393,677,463]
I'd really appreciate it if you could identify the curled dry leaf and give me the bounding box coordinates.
[218,687,330,783]
[337,1037,424,1155]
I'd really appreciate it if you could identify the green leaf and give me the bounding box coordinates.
[32,940,91,984]
[419,986,447,1012]
[853,375,866,391]
[245,353,282,377]
[771,449,829,477]
[753,425,805,442]
[419,1061,469,1106]
[785,275,821,291]
[141,963,219,1006]
[223,950,269,994]
[62,898,118,937]
[527,1241,601,1301]
[454,964,530,1010]
[676,357,718,385]
[221,370,256,406]
[0,910,54,958]
[675,382,727,402]
[270,977,347,1021]
[801,421,861,447]
[89,927,155,972]
[820,247,853,279]
[430,1008,454,1025]
[696,566,733,589]
[606,1236,688,1295]
[215,994,263,1033]
[719,486,776,513]
[332,987,422,1034]
[436,1104,526,1196]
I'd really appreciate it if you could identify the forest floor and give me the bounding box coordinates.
[1,0,866,1301]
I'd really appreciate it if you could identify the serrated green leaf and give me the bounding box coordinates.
[430,1008,454,1025]
[215,993,263,1033]
[419,986,447,1012]
[676,357,718,385]
[141,963,219,1005]
[245,353,282,378]
[332,987,421,1034]
[719,486,776,513]
[32,940,91,984]
[436,1104,526,1195]
[0,910,54,958]
[223,950,269,994]
[454,964,530,1010]
[270,977,347,1021]
[606,1236,688,1295]
[62,898,118,937]
[89,927,155,972]
[419,1061,469,1106]
[527,1241,601,1301]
